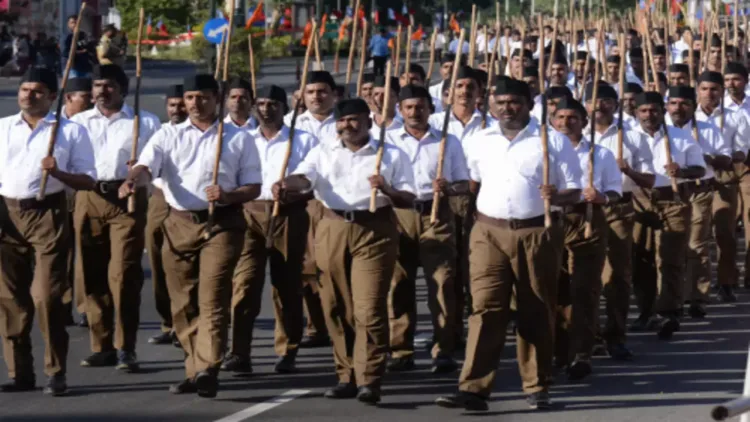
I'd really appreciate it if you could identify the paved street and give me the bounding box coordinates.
[0,58,748,421]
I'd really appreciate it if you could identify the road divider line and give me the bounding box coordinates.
[213,389,310,422]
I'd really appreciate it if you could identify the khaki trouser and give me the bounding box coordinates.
[389,200,456,359]
[162,205,245,379]
[458,215,564,397]
[315,207,399,389]
[0,192,69,378]
[601,198,635,345]
[63,193,85,315]
[555,205,607,364]
[685,188,714,303]
[302,199,328,339]
[448,194,473,339]
[713,182,739,287]
[146,188,171,333]
[632,187,690,317]
[74,187,147,353]
[230,201,307,358]
[739,170,750,285]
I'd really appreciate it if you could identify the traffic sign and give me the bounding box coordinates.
[203,18,229,44]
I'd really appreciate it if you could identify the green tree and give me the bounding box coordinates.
[116,0,212,39]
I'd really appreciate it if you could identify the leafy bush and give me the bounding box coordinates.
[190,24,265,77]
[263,35,293,58]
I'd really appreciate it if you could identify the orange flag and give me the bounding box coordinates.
[319,14,327,36]
[449,14,460,34]
[411,24,424,41]
[301,19,313,46]
[245,1,265,29]
[338,19,349,41]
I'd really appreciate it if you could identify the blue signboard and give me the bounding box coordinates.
[203,18,230,44]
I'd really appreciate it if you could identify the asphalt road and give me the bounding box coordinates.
[0,58,748,422]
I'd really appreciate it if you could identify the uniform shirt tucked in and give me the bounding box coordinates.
[152,120,181,190]
[251,125,318,201]
[665,115,730,180]
[465,118,582,220]
[136,119,262,211]
[294,110,337,145]
[695,105,750,155]
[632,124,706,188]
[0,112,97,199]
[428,109,485,142]
[72,104,161,181]
[570,139,623,198]
[588,122,655,192]
[293,136,416,211]
[385,125,469,202]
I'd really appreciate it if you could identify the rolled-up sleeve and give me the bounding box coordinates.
[135,127,166,178]
[388,146,416,194]
[237,132,262,186]
[292,144,321,188]
[68,124,98,180]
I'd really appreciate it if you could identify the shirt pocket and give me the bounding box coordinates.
[516,150,544,184]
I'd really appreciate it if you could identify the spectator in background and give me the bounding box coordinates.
[434,30,447,62]
[63,14,94,78]
[97,24,125,67]
[369,26,392,77]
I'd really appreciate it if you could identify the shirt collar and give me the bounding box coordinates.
[13,111,56,127]
[485,117,540,141]
[179,117,220,134]
[224,114,256,129]
[90,103,134,120]
[396,125,441,142]
[300,110,334,124]
[251,125,289,143]
[332,135,379,152]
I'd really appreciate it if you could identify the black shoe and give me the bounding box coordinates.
[115,350,139,373]
[274,355,297,374]
[0,377,35,392]
[169,378,197,395]
[77,313,88,328]
[42,375,67,396]
[356,386,381,405]
[688,302,707,319]
[220,354,252,373]
[629,314,659,332]
[387,355,416,372]
[80,350,117,367]
[195,371,218,398]
[657,317,680,340]
[607,343,634,361]
[591,337,607,357]
[324,382,358,399]
[718,285,737,303]
[149,332,173,345]
[431,355,458,374]
[567,359,592,381]
[171,332,182,349]
[526,391,552,410]
[299,335,329,348]
[435,391,489,411]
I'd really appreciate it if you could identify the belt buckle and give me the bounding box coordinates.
[343,210,355,223]
[190,212,202,224]
[414,201,425,214]
[99,182,110,194]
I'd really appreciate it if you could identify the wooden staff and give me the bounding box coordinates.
[721,26,728,74]
[547,21,558,76]
[504,28,512,76]
[369,61,393,212]
[38,3,86,201]
[688,31,695,87]
[481,26,500,129]
[584,21,603,239]
[484,25,490,66]
[430,29,465,223]
[468,5,478,66]
[541,73,552,227]
[394,24,403,78]
[744,14,749,65]
[664,14,670,69]
[344,0,360,97]
[572,18,579,90]
[405,25,413,79]
[248,35,257,96]
[356,20,368,96]
[313,30,322,69]
[538,14,546,85]
[126,8,146,214]
[645,26,661,93]
[617,33,626,162]
[204,0,236,239]
[426,29,438,84]
[334,31,342,74]
[214,29,225,79]
[735,0,740,61]
[578,44,591,100]
[267,21,316,248]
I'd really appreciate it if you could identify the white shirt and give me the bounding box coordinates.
[666,115,730,180]
[428,109,485,142]
[0,112,97,199]
[385,125,469,201]
[695,104,750,155]
[429,81,445,104]
[633,124,706,188]
[369,114,403,136]
[465,118,583,219]
[251,125,318,201]
[136,118,262,211]
[293,137,416,211]
[589,122,655,192]
[570,139,622,197]
[72,104,161,181]
[294,110,337,145]
[724,93,750,114]
[224,114,258,132]
[152,120,181,190]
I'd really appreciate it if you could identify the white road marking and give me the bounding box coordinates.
[213,389,310,422]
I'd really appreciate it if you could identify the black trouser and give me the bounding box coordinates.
[373,56,388,77]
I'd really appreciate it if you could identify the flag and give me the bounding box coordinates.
[320,14,327,36]
[411,24,424,40]
[338,19,349,40]
[157,20,168,36]
[245,2,265,29]
[449,13,460,34]
[146,15,153,36]
[373,10,379,24]
[302,19,313,46]
[357,5,365,22]
[388,8,396,21]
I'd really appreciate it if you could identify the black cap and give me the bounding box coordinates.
[308,71,336,89]
[635,91,664,107]
[652,45,667,56]
[669,63,690,74]
[624,82,644,94]
[183,74,219,93]
[441,53,456,64]
[551,54,568,65]
[710,33,722,47]
[511,48,533,59]
[555,96,587,117]
[698,70,724,85]
[584,81,618,101]
[362,73,376,84]
[725,62,748,78]
[545,85,573,99]
[455,65,477,82]
[66,77,91,93]
[606,55,620,64]
[256,84,287,105]
[21,67,58,93]
[522,66,538,78]
[92,64,128,91]
[404,63,426,80]
[647,72,667,84]
[474,69,488,85]
[228,77,253,93]
[398,84,432,104]
[575,51,589,60]
[374,75,400,95]
[333,98,370,119]
[668,85,696,102]
[165,84,183,98]
[629,47,643,58]
[494,78,531,101]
